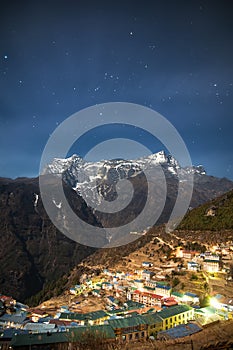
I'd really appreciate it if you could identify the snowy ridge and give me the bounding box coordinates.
[42,150,206,204]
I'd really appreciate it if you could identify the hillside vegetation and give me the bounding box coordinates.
[178,189,233,231]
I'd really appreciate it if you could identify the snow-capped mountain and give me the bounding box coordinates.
[43,150,205,184]
[42,151,206,207]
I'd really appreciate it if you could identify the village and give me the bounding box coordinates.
[1,238,233,350]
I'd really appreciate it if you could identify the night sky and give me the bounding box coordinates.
[0,0,233,179]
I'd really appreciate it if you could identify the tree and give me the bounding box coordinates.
[200,295,210,308]
[190,273,198,281]
[172,277,180,288]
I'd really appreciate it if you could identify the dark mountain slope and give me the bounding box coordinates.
[0,177,97,301]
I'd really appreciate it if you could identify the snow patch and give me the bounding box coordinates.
[52,199,62,209]
[34,193,39,207]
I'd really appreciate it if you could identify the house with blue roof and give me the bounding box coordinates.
[187,261,200,271]
[183,292,199,304]
[142,262,153,267]
[142,270,154,281]
[155,284,172,297]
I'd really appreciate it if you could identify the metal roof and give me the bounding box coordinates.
[156,284,172,290]
[171,291,184,298]
[10,325,116,346]
[23,323,56,331]
[108,315,147,329]
[158,322,202,339]
[157,305,193,319]
[68,325,116,340]
[0,314,27,324]
[185,292,198,298]
[10,332,69,346]
[140,313,163,325]
[60,310,107,321]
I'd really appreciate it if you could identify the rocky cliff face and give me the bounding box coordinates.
[0,177,97,301]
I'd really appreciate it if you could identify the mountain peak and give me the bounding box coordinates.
[42,150,205,179]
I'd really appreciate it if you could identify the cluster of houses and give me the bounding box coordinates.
[176,242,233,274]
[176,249,222,273]
[1,241,232,349]
[1,289,233,350]
[0,292,198,350]
[69,264,202,310]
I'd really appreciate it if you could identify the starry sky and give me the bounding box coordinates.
[0,0,233,179]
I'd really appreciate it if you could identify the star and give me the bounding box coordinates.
[4,55,8,59]
[149,44,156,50]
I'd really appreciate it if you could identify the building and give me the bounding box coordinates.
[102,282,113,290]
[9,325,116,350]
[203,259,220,272]
[162,297,178,307]
[30,309,48,323]
[0,314,27,329]
[157,305,194,330]
[142,270,154,281]
[141,312,163,337]
[171,291,184,303]
[205,206,217,217]
[23,323,56,333]
[131,290,163,307]
[0,296,16,307]
[145,280,157,289]
[155,284,172,297]
[92,289,101,297]
[187,261,200,271]
[181,251,197,260]
[133,279,144,290]
[183,292,199,304]
[59,310,109,326]
[157,322,202,340]
[108,315,147,342]
[142,262,153,268]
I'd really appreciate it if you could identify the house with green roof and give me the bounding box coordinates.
[108,315,148,342]
[9,325,116,349]
[59,310,109,326]
[171,291,184,302]
[157,305,194,330]
[140,312,163,336]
